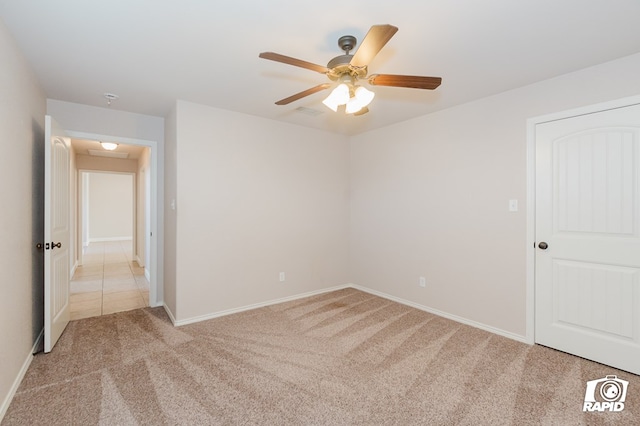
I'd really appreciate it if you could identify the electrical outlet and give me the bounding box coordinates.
[279,272,285,282]
[419,276,426,288]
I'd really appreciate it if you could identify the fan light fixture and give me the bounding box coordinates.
[346,86,375,113]
[101,142,118,151]
[322,83,375,114]
[322,83,350,112]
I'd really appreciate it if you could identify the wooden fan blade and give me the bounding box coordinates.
[368,74,442,90]
[259,52,329,74]
[350,25,398,67]
[274,83,331,105]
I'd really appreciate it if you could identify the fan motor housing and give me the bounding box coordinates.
[326,55,368,81]
[327,54,352,70]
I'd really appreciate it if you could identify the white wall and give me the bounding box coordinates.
[47,100,164,144]
[349,52,640,338]
[170,101,350,322]
[87,173,134,241]
[0,20,46,420]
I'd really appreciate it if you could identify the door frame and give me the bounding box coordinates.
[525,94,640,344]
[65,130,161,308]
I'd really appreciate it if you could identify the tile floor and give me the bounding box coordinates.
[70,240,149,321]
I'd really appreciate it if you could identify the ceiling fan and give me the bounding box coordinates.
[259,24,442,115]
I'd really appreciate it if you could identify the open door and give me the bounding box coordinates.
[44,115,71,353]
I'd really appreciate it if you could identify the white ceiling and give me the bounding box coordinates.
[2,1,640,135]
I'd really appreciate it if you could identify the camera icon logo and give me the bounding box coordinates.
[583,375,628,412]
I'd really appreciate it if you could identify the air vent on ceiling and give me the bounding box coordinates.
[88,149,129,159]
[295,106,324,116]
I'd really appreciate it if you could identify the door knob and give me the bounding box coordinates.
[538,242,548,250]
[52,242,62,249]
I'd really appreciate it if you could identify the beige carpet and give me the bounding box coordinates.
[3,288,638,425]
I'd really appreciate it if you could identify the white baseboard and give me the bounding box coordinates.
[163,283,527,344]
[0,329,44,422]
[173,284,351,327]
[163,304,177,326]
[88,237,133,243]
[70,260,78,279]
[134,255,145,268]
[350,284,529,344]
[144,268,150,283]
[32,328,44,355]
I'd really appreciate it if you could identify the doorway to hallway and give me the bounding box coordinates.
[67,138,155,320]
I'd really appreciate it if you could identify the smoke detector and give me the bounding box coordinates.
[103,92,119,106]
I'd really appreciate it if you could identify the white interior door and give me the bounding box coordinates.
[44,115,71,353]
[535,103,640,374]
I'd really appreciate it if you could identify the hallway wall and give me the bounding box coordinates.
[87,173,134,242]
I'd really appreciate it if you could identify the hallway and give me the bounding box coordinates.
[70,240,149,320]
